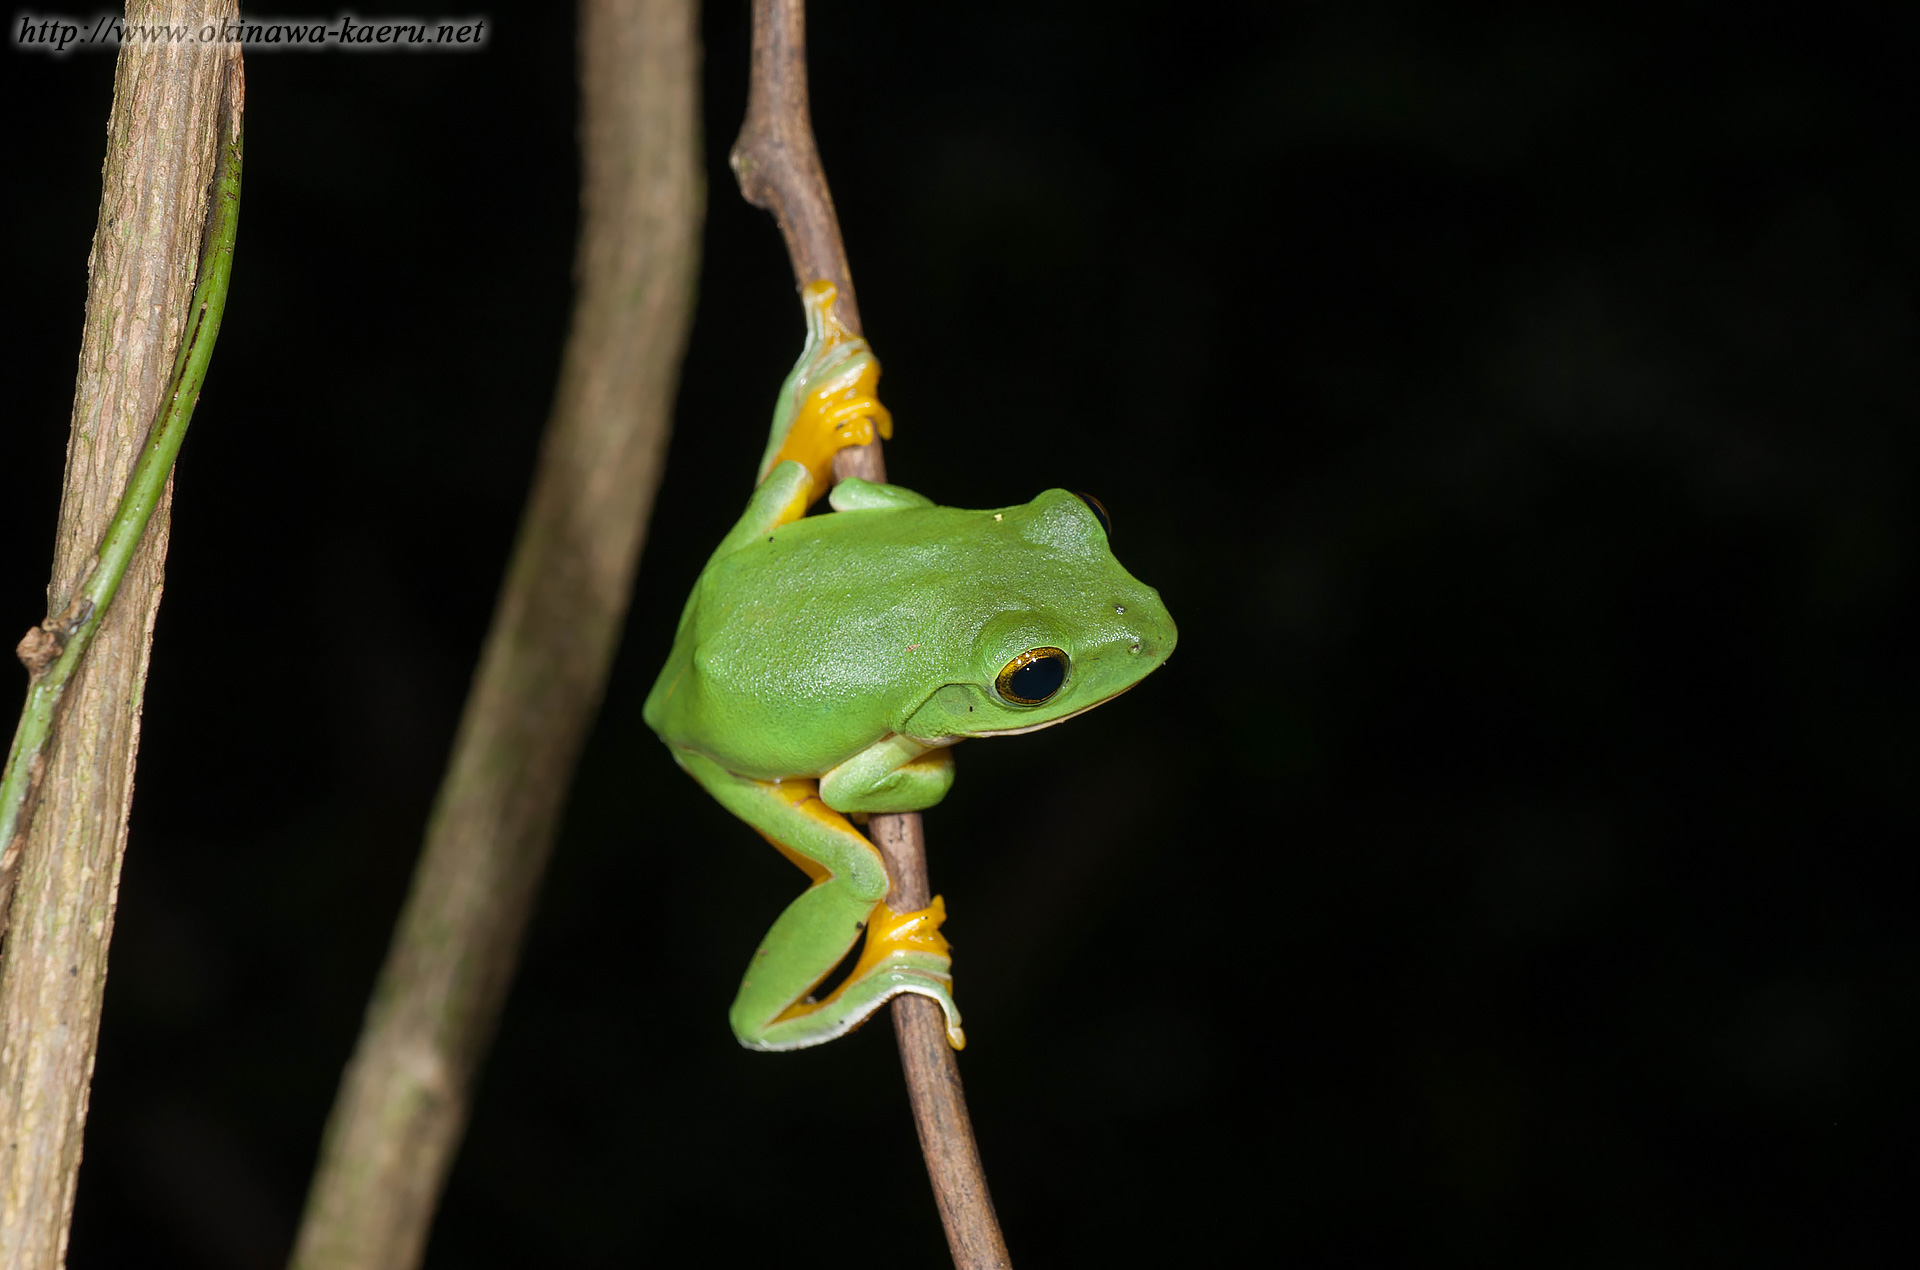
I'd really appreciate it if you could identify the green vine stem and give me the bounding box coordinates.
[0,107,242,927]
[0,21,242,1261]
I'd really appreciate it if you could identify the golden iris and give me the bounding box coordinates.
[996,647,1070,705]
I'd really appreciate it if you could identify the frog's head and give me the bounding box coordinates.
[900,489,1177,744]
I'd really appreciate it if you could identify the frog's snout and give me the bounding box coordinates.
[1111,589,1177,665]
[1132,620,1178,664]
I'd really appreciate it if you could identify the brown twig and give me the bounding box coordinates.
[286,3,703,1267]
[0,6,240,1264]
[731,4,1013,1266]
[728,0,860,333]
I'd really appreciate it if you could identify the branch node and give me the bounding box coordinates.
[15,629,59,677]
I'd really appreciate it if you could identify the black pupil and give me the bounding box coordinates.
[1007,653,1067,703]
[1074,492,1112,536]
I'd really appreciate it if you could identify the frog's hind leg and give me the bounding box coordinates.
[673,749,963,1052]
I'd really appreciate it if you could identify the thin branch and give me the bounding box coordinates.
[873,815,1016,1270]
[0,5,242,1263]
[287,3,703,1266]
[729,0,859,329]
[731,4,1013,1266]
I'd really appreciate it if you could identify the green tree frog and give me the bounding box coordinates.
[645,282,1176,1052]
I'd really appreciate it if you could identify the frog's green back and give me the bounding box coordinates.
[645,486,1173,780]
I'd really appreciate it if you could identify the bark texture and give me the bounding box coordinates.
[0,4,240,1266]
[287,3,704,1267]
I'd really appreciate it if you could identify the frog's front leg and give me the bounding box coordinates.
[819,732,955,813]
[674,747,964,1052]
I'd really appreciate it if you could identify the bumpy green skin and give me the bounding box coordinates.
[646,461,1177,1050]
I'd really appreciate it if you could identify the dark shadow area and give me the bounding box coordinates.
[2,1,1913,1265]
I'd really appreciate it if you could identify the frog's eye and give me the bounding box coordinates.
[1073,492,1112,536]
[996,647,1070,705]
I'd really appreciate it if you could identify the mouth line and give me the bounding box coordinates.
[965,680,1140,737]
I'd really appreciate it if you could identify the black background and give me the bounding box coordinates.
[3,1,1915,1265]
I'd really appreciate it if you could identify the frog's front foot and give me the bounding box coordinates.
[741,897,966,1053]
[757,280,893,505]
